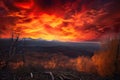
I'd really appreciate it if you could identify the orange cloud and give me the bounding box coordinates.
[0,0,120,41]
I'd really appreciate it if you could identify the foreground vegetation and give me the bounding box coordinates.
[0,66,110,80]
[0,37,120,80]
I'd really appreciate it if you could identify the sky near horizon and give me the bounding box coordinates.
[0,0,120,42]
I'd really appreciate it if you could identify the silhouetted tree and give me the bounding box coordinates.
[3,29,20,69]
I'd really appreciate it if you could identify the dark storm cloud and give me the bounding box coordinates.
[0,7,7,16]
[3,0,20,11]
[35,0,55,9]
[0,0,20,35]
[89,0,120,35]
[0,16,19,35]
[33,0,92,14]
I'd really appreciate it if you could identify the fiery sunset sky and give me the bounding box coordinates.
[0,0,120,41]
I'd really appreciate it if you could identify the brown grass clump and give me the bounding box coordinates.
[92,38,120,76]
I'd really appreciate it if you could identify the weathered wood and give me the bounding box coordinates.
[44,71,55,80]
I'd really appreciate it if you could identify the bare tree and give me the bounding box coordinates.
[3,30,20,69]
[20,38,26,66]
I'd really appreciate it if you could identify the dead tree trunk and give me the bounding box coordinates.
[21,38,26,66]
